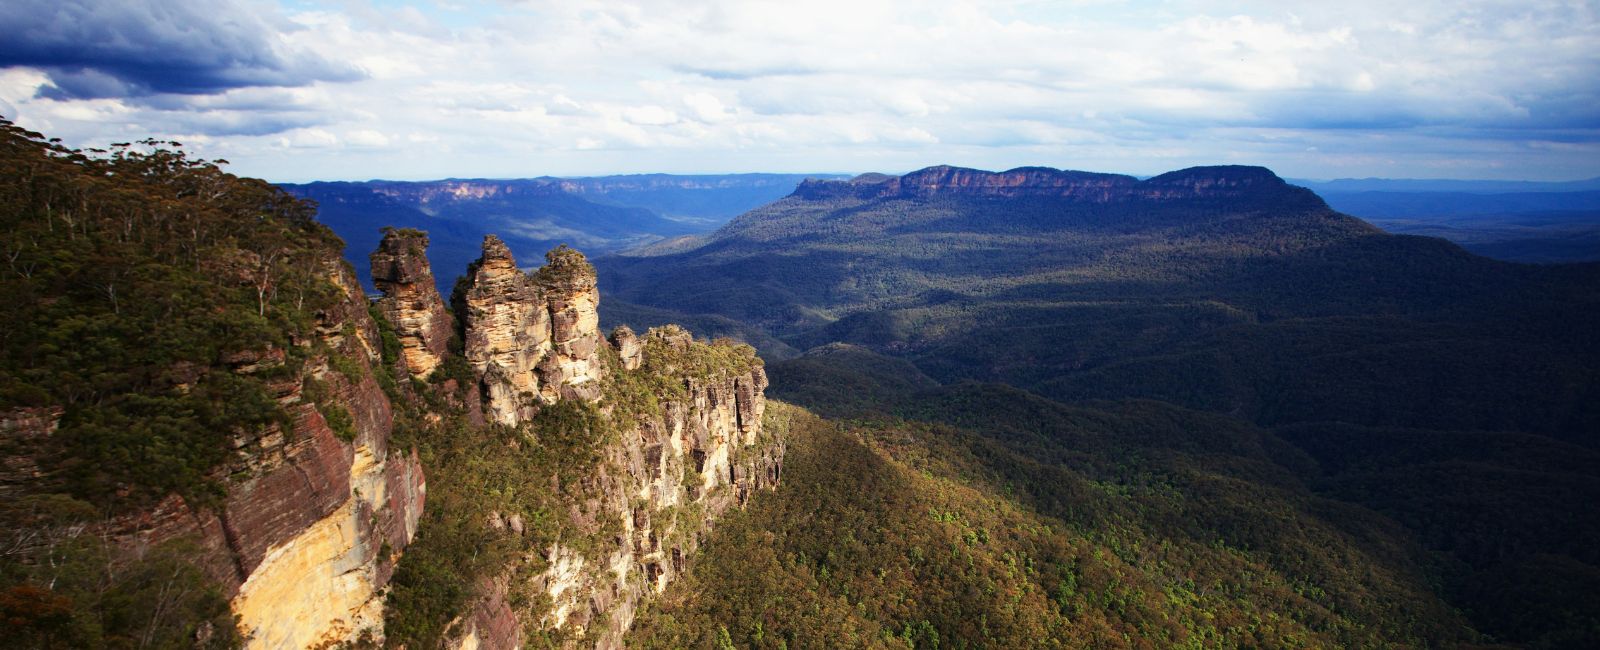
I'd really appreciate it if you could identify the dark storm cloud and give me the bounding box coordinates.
[0,0,363,99]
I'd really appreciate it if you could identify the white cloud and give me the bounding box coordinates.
[621,105,679,126]
[2,0,1595,181]
[682,92,731,123]
[281,127,338,148]
[346,129,389,147]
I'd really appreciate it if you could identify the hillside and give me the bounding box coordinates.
[602,164,1600,647]
[634,396,1490,648]
[0,120,783,649]
[5,119,1596,648]
[599,165,1600,442]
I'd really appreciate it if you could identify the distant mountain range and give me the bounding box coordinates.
[281,173,848,286]
[292,172,1600,283]
[1290,177,1600,263]
[596,164,1600,646]
[13,118,1600,648]
[1292,176,1600,194]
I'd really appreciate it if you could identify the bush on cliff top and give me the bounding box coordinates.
[0,118,355,511]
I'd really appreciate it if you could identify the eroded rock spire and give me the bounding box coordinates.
[461,238,607,426]
[370,227,453,378]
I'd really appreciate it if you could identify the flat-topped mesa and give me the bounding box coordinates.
[792,164,1313,206]
[462,239,607,426]
[371,228,453,378]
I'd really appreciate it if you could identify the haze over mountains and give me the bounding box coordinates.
[283,174,847,286]
[294,170,1600,292]
[1297,177,1600,264]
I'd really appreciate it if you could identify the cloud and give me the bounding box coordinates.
[5,0,1596,182]
[0,0,362,99]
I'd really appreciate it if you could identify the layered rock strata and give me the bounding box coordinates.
[372,227,454,378]
[461,238,606,426]
[794,164,1320,205]
[79,260,428,649]
[450,239,782,649]
[533,327,777,649]
[461,235,551,426]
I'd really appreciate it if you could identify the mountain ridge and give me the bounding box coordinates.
[791,164,1316,204]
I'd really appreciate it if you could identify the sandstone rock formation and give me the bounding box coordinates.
[81,261,427,649]
[536,245,607,403]
[461,238,606,426]
[372,227,454,378]
[448,240,781,649]
[531,327,776,649]
[462,235,551,426]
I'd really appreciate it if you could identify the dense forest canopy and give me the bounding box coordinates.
[603,166,1600,648]
[0,117,375,647]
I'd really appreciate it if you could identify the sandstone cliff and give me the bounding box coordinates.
[372,228,455,378]
[222,260,427,648]
[793,164,1324,205]
[55,260,430,649]
[429,238,781,649]
[461,238,607,426]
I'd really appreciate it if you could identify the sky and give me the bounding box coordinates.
[0,0,1596,183]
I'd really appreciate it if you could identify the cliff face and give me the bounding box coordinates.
[462,239,607,426]
[528,327,776,649]
[372,228,454,378]
[223,261,427,648]
[537,246,608,403]
[446,238,781,649]
[462,235,552,426]
[86,261,428,649]
[793,164,1323,206]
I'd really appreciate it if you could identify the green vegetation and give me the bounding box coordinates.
[534,244,597,288]
[0,118,357,510]
[600,180,1600,443]
[632,400,1476,647]
[0,118,369,648]
[606,170,1600,647]
[382,397,607,648]
[0,498,240,649]
[384,333,763,647]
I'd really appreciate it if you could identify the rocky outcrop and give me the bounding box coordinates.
[534,328,776,649]
[610,326,642,371]
[449,241,781,649]
[534,245,606,403]
[461,239,606,426]
[372,228,454,378]
[462,235,552,426]
[225,262,425,648]
[793,164,1322,206]
[87,260,427,649]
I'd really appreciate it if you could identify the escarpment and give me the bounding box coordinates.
[1,124,774,650]
[792,164,1320,206]
[15,259,431,649]
[406,236,780,649]
[222,261,427,648]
